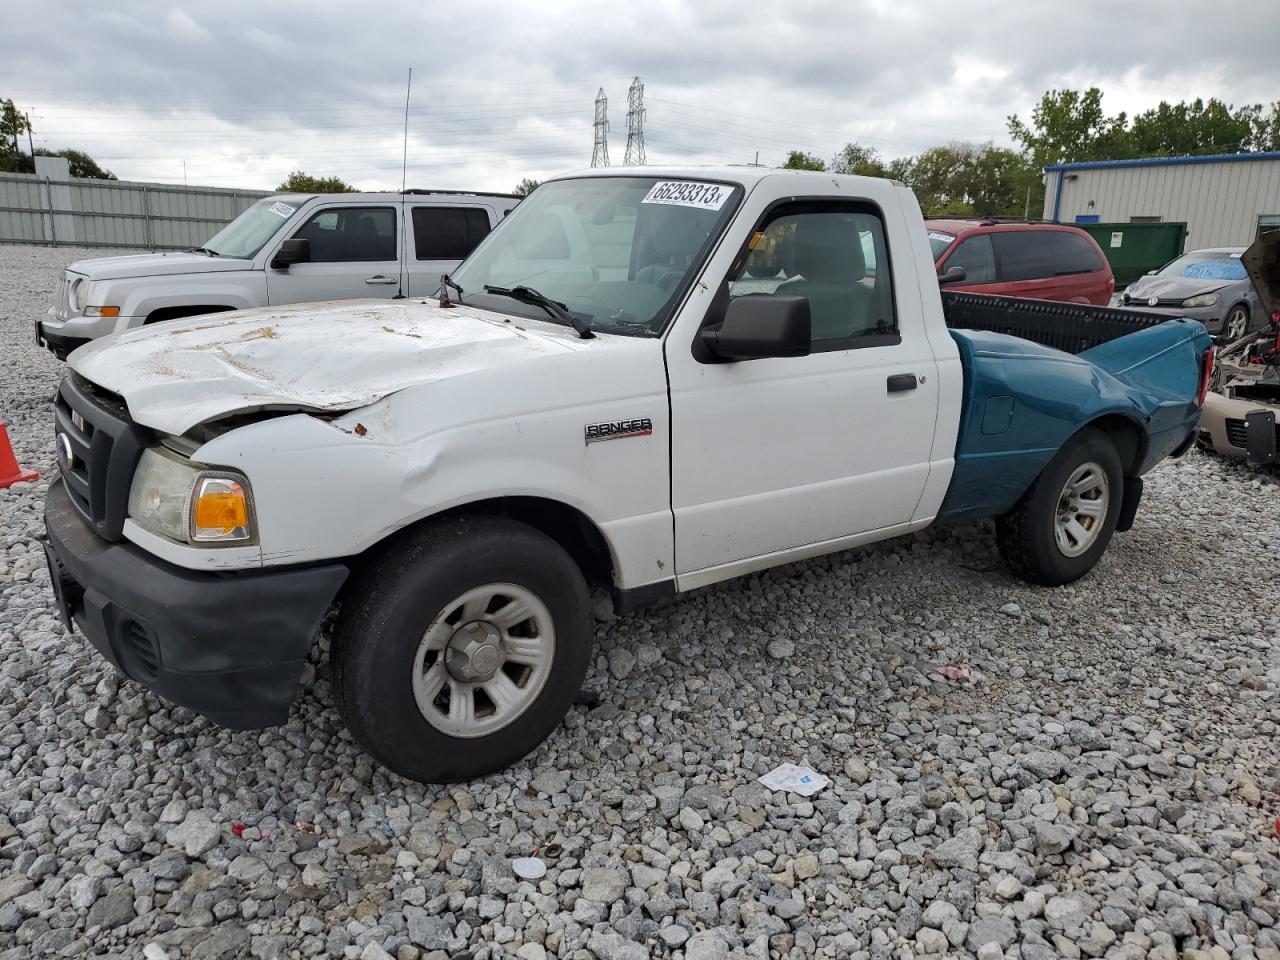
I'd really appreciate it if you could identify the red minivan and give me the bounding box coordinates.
[927,220,1115,305]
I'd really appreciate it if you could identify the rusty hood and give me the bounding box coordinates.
[68,299,587,435]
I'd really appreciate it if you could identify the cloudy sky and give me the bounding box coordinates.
[7,1,1276,193]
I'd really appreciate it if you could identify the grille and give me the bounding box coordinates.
[1225,418,1248,448]
[120,620,160,681]
[54,275,70,319]
[53,373,150,541]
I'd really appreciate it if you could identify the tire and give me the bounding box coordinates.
[995,428,1124,586]
[1220,304,1251,343]
[332,515,592,783]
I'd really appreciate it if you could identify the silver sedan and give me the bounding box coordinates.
[1118,247,1264,341]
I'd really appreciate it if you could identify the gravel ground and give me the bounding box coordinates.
[1,242,1278,960]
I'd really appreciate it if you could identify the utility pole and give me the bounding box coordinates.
[25,113,35,168]
[590,88,609,167]
[623,77,646,166]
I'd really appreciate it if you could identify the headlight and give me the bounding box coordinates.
[1182,292,1220,308]
[83,305,120,317]
[127,447,256,545]
[68,278,86,312]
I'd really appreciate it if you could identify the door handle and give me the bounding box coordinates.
[365,275,398,285]
[887,374,917,393]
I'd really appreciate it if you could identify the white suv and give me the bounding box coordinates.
[36,190,521,358]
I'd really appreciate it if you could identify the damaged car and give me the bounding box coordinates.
[1196,232,1280,465]
[1121,246,1265,343]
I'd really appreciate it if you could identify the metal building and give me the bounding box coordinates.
[1042,151,1280,251]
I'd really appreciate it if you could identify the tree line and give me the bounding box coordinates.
[786,88,1280,218]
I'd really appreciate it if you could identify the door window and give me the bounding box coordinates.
[946,235,996,283]
[992,232,1054,282]
[727,204,897,350]
[413,207,492,260]
[292,206,396,262]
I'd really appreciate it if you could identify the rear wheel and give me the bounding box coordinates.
[332,515,592,783]
[995,429,1124,586]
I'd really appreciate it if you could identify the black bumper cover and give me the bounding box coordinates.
[35,319,89,361]
[43,479,348,728]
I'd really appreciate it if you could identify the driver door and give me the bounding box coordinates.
[665,199,940,586]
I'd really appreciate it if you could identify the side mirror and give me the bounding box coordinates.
[271,238,311,270]
[938,265,968,285]
[701,295,810,361]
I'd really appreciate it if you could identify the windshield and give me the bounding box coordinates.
[448,176,741,336]
[1158,251,1246,282]
[927,231,956,261]
[203,197,302,258]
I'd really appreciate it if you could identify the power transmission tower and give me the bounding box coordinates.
[591,88,610,167]
[623,77,645,166]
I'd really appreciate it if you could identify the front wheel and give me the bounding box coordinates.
[332,516,592,783]
[995,429,1124,586]
[1220,304,1251,343]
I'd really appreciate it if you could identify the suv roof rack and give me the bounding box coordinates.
[927,214,1056,226]
[401,189,522,199]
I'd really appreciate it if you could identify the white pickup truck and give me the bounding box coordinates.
[42,167,1212,783]
[35,190,521,359]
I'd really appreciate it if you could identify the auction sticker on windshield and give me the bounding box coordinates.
[268,202,296,218]
[642,181,731,210]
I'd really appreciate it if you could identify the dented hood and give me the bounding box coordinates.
[69,299,586,435]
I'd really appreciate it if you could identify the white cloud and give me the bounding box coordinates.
[5,0,1277,192]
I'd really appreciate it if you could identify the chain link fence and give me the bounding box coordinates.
[0,172,269,250]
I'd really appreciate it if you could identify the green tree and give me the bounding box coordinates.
[829,142,889,177]
[0,99,30,172]
[1007,87,1134,168]
[782,150,825,171]
[277,171,356,193]
[513,177,540,196]
[1128,98,1253,157]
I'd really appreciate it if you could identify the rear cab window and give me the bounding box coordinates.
[412,206,493,260]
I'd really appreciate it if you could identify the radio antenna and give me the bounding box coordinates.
[401,67,413,193]
[394,67,412,299]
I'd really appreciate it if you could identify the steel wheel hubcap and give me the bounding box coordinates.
[411,583,556,738]
[1054,462,1109,558]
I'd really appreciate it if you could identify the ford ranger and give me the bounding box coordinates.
[34,190,521,359]
[40,168,1214,783]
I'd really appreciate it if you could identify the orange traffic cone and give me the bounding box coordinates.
[0,421,38,489]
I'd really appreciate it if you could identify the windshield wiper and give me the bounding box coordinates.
[483,284,594,339]
[190,246,220,257]
[438,273,464,307]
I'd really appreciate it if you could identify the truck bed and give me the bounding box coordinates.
[941,291,1173,355]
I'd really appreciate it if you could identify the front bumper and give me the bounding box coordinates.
[36,314,136,360]
[1196,391,1279,464]
[1117,301,1227,334]
[43,479,348,728]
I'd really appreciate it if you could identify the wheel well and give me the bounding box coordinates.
[145,305,234,325]
[354,497,617,592]
[1083,414,1144,474]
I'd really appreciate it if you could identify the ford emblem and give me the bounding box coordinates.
[56,432,74,468]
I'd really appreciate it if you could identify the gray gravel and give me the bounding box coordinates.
[2,242,1279,960]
